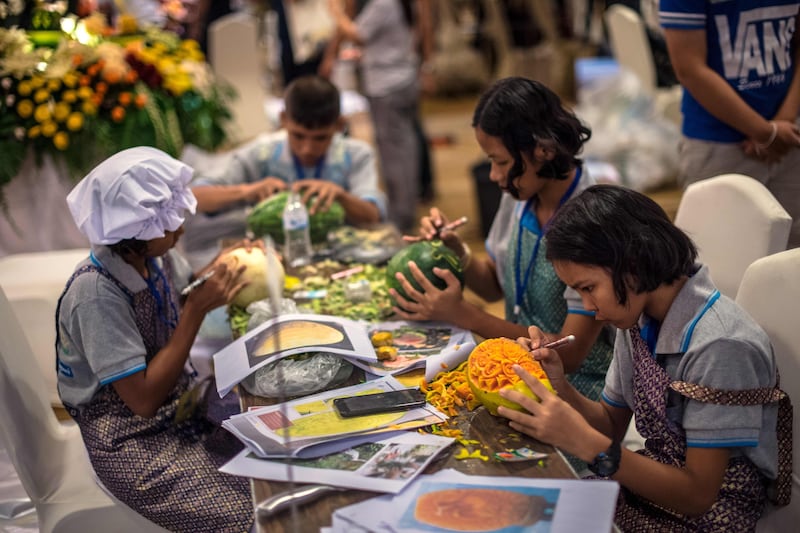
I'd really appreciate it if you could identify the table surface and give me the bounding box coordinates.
[241,380,578,533]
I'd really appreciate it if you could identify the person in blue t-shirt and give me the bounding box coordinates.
[660,0,800,247]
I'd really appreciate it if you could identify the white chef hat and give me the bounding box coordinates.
[67,147,197,245]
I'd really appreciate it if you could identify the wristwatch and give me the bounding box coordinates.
[587,440,622,477]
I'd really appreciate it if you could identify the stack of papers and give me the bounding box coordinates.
[327,469,620,532]
[222,376,448,459]
[220,432,455,494]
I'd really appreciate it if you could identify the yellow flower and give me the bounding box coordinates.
[62,89,77,103]
[41,121,58,137]
[47,79,61,92]
[17,80,33,97]
[66,112,84,131]
[157,57,177,76]
[81,101,97,115]
[33,88,50,104]
[118,14,139,35]
[28,125,41,139]
[77,86,93,100]
[16,99,34,118]
[30,77,45,89]
[165,74,192,96]
[34,104,51,123]
[63,72,79,88]
[53,102,71,122]
[53,131,69,150]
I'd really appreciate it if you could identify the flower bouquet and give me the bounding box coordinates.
[0,7,235,208]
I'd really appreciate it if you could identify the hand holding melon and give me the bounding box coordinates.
[216,246,285,308]
[467,337,555,416]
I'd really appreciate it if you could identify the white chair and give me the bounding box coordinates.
[674,174,791,300]
[208,11,271,143]
[604,3,682,126]
[736,249,800,531]
[0,285,168,532]
[0,249,90,407]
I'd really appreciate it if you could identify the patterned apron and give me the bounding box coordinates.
[613,326,767,532]
[57,261,253,533]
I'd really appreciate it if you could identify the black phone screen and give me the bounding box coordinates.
[333,389,427,418]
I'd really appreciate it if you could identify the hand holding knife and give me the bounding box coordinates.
[180,269,216,296]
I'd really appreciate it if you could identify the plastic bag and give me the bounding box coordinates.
[239,352,353,398]
[576,70,680,192]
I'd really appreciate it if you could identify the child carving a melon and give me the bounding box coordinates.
[467,338,555,416]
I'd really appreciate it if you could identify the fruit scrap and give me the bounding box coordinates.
[371,330,393,347]
[454,448,489,461]
[419,361,480,416]
[376,346,398,361]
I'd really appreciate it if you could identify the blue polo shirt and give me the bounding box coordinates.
[660,0,800,142]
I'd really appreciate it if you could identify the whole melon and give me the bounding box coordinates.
[466,337,555,416]
[218,246,285,308]
[246,191,346,244]
[385,240,465,301]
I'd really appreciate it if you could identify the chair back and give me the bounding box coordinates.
[208,11,271,143]
[736,249,800,530]
[674,174,791,299]
[0,284,75,501]
[604,4,657,93]
[0,248,90,406]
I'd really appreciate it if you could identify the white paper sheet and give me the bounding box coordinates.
[214,313,377,397]
[332,469,620,533]
[220,432,455,494]
[222,376,448,458]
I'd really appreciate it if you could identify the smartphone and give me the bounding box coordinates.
[333,388,427,418]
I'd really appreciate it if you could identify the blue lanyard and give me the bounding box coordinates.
[291,153,326,180]
[92,251,178,330]
[513,170,581,322]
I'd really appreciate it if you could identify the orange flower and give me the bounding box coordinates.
[118,92,132,106]
[111,106,126,122]
[94,81,108,95]
[103,69,121,85]
[79,75,91,87]
[125,70,138,84]
[134,93,147,108]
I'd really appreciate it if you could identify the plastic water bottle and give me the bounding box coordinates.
[282,190,313,268]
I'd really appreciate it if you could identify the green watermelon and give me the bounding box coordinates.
[247,191,346,244]
[386,240,465,301]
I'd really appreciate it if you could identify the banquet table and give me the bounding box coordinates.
[226,242,580,532]
[240,380,579,533]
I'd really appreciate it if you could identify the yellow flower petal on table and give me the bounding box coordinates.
[454,448,472,460]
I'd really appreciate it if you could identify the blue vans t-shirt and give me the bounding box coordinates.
[660,0,800,142]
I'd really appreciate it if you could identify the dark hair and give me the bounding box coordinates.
[471,77,591,184]
[545,185,697,305]
[283,75,340,128]
[109,238,148,258]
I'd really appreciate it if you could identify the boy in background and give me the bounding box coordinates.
[183,74,386,267]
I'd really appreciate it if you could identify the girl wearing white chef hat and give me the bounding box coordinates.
[56,147,254,532]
